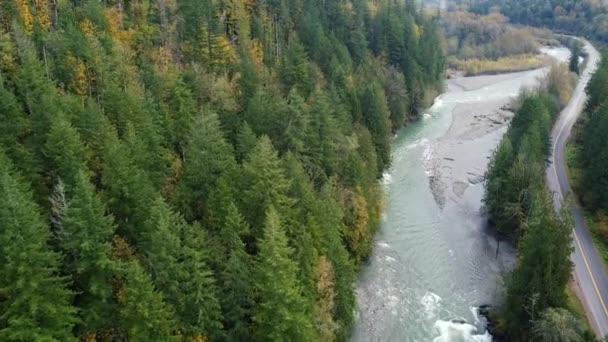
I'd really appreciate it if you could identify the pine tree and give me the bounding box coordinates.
[100,132,156,241]
[0,151,78,341]
[282,89,310,154]
[207,175,237,232]
[236,121,258,162]
[142,197,222,338]
[360,82,392,174]
[55,170,117,334]
[0,75,38,189]
[484,138,515,236]
[169,77,197,156]
[239,136,291,237]
[45,113,89,190]
[218,203,253,340]
[282,36,313,96]
[252,207,314,341]
[117,261,178,341]
[569,41,581,74]
[505,191,573,337]
[303,91,340,176]
[176,113,236,221]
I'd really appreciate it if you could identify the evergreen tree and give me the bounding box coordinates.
[118,261,178,341]
[314,185,356,335]
[282,36,314,96]
[100,133,156,241]
[0,151,78,341]
[252,207,314,341]
[236,121,258,162]
[504,192,573,338]
[176,113,236,221]
[45,114,89,190]
[55,170,117,334]
[168,78,197,156]
[239,136,291,237]
[569,41,581,75]
[142,197,222,338]
[303,91,341,176]
[360,82,392,175]
[0,75,38,190]
[218,203,253,340]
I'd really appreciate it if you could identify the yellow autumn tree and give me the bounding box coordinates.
[105,7,136,46]
[199,23,236,70]
[250,39,264,66]
[342,186,370,262]
[34,0,51,30]
[314,256,340,341]
[16,0,34,33]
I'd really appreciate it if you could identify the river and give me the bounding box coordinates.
[351,47,571,341]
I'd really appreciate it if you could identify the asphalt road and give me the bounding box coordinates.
[546,38,608,338]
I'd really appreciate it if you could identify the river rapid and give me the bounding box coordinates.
[351,47,571,342]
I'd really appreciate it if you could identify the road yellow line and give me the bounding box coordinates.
[573,229,608,319]
[551,83,608,322]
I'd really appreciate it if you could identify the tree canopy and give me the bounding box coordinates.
[0,0,445,339]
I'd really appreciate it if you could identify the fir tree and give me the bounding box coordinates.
[218,203,253,340]
[0,151,78,341]
[252,207,314,341]
[505,192,573,338]
[55,170,117,334]
[117,261,178,341]
[176,113,236,221]
[142,197,222,338]
[239,136,291,238]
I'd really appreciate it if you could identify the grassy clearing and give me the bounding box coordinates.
[448,54,546,76]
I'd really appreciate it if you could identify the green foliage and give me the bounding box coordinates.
[252,207,314,341]
[239,136,291,238]
[360,82,392,174]
[142,197,222,338]
[176,113,236,221]
[217,202,253,340]
[0,151,78,341]
[579,54,608,212]
[484,93,555,240]
[0,0,445,338]
[532,307,587,342]
[504,192,573,339]
[117,261,178,341]
[440,11,543,61]
[484,69,581,340]
[54,171,117,333]
[569,42,581,74]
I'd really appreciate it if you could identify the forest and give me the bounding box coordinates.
[468,0,608,45]
[483,63,598,341]
[0,0,445,341]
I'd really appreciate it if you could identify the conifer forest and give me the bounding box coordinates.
[0,0,445,340]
